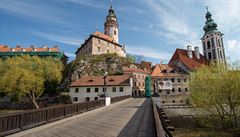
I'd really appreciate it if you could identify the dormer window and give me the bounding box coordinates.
[162,69,167,73]
[88,79,93,82]
[109,79,115,82]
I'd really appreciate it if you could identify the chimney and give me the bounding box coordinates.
[30,45,35,49]
[16,45,21,48]
[194,46,200,59]
[187,45,192,58]
[43,44,47,48]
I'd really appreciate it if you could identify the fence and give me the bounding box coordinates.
[152,99,173,137]
[111,95,131,104]
[0,95,130,137]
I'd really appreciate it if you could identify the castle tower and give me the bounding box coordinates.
[201,8,226,64]
[104,5,119,43]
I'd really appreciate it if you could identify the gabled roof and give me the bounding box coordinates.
[70,75,131,87]
[169,48,208,71]
[151,64,184,77]
[0,45,60,52]
[122,66,150,74]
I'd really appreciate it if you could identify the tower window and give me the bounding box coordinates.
[207,41,211,49]
[114,30,117,35]
[208,52,212,60]
[98,47,100,52]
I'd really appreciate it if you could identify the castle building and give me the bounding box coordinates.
[201,8,226,63]
[75,6,126,58]
[0,45,68,65]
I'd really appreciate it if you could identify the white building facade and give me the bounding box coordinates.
[69,75,132,103]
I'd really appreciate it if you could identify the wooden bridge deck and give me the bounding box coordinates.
[8,98,156,137]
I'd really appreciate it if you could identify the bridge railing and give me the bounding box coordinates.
[0,95,130,137]
[152,99,173,137]
[111,95,131,104]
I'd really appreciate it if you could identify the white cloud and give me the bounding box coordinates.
[32,31,82,46]
[227,40,240,53]
[206,0,240,34]
[65,52,76,58]
[126,45,172,60]
[0,0,72,25]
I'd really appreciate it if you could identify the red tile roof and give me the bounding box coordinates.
[93,31,114,43]
[70,75,131,87]
[0,45,60,52]
[122,66,150,74]
[169,48,208,70]
[140,61,152,70]
[151,64,183,77]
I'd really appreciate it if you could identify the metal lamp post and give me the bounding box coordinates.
[104,71,108,97]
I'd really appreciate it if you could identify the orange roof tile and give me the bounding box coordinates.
[0,45,60,52]
[70,75,131,87]
[151,64,183,77]
[140,61,152,70]
[93,31,114,43]
[169,48,208,71]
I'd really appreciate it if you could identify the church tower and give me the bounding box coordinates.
[201,8,226,63]
[104,5,119,43]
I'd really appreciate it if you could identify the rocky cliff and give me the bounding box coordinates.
[59,53,135,90]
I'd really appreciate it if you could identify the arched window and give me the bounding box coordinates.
[207,41,211,49]
[208,52,212,60]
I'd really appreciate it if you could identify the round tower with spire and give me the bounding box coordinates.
[201,7,226,64]
[104,5,119,43]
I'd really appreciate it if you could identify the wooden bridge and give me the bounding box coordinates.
[1,96,173,137]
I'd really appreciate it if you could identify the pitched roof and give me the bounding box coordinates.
[169,48,208,70]
[75,31,123,54]
[0,45,60,52]
[140,61,152,70]
[122,66,150,74]
[93,31,114,42]
[151,64,184,77]
[70,75,131,87]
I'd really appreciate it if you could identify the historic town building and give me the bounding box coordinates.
[75,6,126,58]
[151,64,190,105]
[168,46,208,74]
[0,44,68,65]
[69,75,132,103]
[201,8,226,63]
[122,67,150,97]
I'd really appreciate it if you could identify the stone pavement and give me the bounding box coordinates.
[8,98,156,137]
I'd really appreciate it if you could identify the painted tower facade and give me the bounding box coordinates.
[201,8,226,63]
[104,6,119,43]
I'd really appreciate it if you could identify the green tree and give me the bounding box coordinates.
[0,55,63,109]
[190,62,240,136]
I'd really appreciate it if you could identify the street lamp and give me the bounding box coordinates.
[104,71,108,97]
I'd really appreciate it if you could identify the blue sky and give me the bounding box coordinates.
[0,0,239,64]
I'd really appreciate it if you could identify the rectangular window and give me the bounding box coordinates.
[95,88,98,93]
[184,78,187,82]
[178,88,181,92]
[171,78,175,83]
[211,37,215,48]
[134,82,137,86]
[185,88,188,92]
[75,88,79,93]
[94,97,98,100]
[85,97,90,101]
[119,87,123,92]
[178,78,181,83]
[86,88,91,93]
[112,87,116,92]
[73,97,78,102]
[172,88,175,92]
